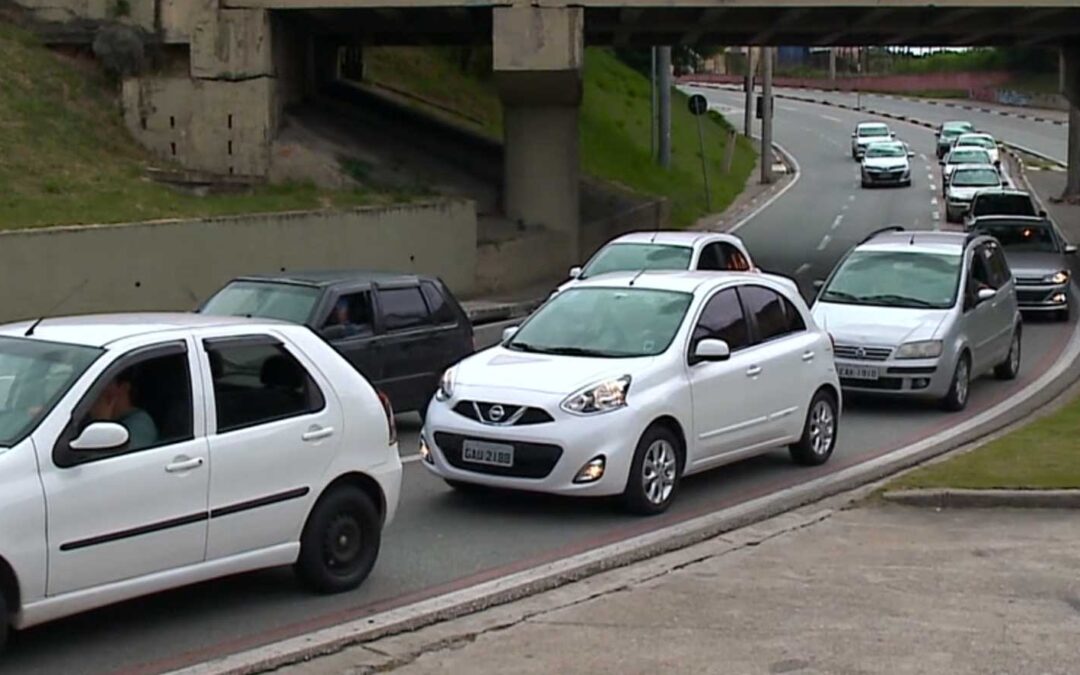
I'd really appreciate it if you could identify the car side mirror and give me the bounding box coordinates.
[976,287,997,304]
[692,338,730,364]
[890,132,896,138]
[851,132,856,138]
[1065,245,1077,255]
[70,422,129,452]
[908,151,916,158]
[1039,210,1048,218]
[502,326,519,342]
[569,266,582,279]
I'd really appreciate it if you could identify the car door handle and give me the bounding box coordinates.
[802,350,815,362]
[302,426,335,442]
[746,365,762,377]
[165,457,204,473]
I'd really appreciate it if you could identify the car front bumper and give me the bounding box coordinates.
[835,355,955,399]
[421,396,640,497]
[1015,282,1070,311]
[862,169,910,185]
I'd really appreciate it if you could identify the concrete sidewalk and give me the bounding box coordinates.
[282,504,1080,675]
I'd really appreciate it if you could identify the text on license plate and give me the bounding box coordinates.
[838,365,880,380]
[462,440,515,467]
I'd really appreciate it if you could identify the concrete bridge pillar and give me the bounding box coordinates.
[1063,44,1080,201]
[493,5,584,262]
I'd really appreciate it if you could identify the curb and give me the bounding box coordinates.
[881,488,1080,509]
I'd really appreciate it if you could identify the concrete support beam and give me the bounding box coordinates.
[191,4,274,79]
[493,5,584,260]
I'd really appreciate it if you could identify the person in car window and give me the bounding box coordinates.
[89,369,158,450]
[327,298,368,337]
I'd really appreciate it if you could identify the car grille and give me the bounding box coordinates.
[1014,276,1045,287]
[834,344,893,361]
[841,377,904,391]
[434,432,562,479]
[1018,288,1055,304]
[453,401,554,426]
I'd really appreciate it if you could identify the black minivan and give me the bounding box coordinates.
[200,271,474,415]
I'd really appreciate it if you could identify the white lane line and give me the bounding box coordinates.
[848,195,856,202]
[919,153,928,161]
[820,114,843,123]
[817,234,831,251]
[931,197,939,206]
[929,184,937,191]
[795,262,812,275]
[841,203,849,212]
[831,215,844,230]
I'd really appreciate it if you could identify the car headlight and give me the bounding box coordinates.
[561,375,631,415]
[895,340,944,359]
[435,367,456,401]
[1045,270,1070,285]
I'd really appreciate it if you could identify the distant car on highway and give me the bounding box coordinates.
[812,228,1021,411]
[971,216,1076,320]
[962,188,1043,230]
[940,147,994,194]
[953,132,1000,166]
[0,313,402,651]
[421,271,841,515]
[934,120,976,159]
[200,271,474,416]
[945,165,1005,222]
[860,140,914,188]
[851,121,894,160]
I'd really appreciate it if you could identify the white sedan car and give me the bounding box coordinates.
[421,272,841,515]
[0,313,402,649]
[860,140,914,187]
[953,132,1000,166]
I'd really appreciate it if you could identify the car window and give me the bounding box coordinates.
[968,245,997,298]
[205,340,325,433]
[958,136,995,149]
[949,150,990,165]
[859,125,889,137]
[951,168,1000,187]
[201,281,321,324]
[692,288,750,351]
[722,243,751,271]
[421,281,458,325]
[865,144,905,158]
[820,250,963,310]
[697,243,725,271]
[378,286,433,332]
[972,194,1036,217]
[975,222,1058,253]
[987,242,1012,287]
[0,337,101,448]
[322,290,374,337]
[581,243,693,278]
[740,285,804,342]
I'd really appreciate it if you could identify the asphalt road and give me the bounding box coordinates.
[6,90,1076,675]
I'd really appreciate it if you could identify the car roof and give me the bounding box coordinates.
[0,313,289,348]
[230,269,432,288]
[567,270,787,295]
[971,188,1030,197]
[943,120,973,128]
[956,132,994,140]
[608,230,740,247]
[858,230,976,254]
[857,121,888,128]
[865,140,904,149]
[972,214,1047,225]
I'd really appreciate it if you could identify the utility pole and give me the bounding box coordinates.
[760,46,774,184]
[650,47,658,159]
[658,46,672,169]
[743,46,756,137]
[829,48,837,85]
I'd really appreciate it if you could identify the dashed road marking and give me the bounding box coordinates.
[848,195,856,202]
[831,215,844,230]
[931,197,939,206]
[817,234,832,251]
[820,114,843,123]
[795,262,812,275]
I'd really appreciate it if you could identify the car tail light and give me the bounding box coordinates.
[377,390,396,446]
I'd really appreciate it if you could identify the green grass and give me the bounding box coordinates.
[886,395,1080,490]
[366,47,756,227]
[0,22,393,230]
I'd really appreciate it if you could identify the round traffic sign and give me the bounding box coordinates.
[688,94,708,116]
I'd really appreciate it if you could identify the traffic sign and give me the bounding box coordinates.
[688,94,708,116]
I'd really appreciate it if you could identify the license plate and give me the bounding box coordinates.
[462,440,515,467]
[838,365,880,381]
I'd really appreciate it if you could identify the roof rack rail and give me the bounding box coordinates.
[859,225,906,245]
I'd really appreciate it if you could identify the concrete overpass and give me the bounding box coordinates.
[18,0,1080,261]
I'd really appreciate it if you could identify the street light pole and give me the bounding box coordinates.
[760,46,774,184]
[658,46,672,169]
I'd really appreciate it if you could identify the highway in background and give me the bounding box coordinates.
[6,89,1076,675]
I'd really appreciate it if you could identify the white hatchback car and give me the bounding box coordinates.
[0,314,402,649]
[952,132,1000,166]
[421,272,841,515]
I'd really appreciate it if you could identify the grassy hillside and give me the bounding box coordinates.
[0,22,382,230]
[366,47,756,226]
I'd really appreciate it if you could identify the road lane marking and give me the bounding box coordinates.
[831,215,843,230]
[817,234,831,250]
[931,197,939,206]
[795,263,811,275]
[848,195,855,202]
[402,453,422,464]
[820,114,843,123]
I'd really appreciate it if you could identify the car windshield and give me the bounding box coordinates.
[201,281,321,323]
[859,126,889,137]
[948,150,991,165]
[820,250,962,310]
[0,337,102,448]
[958,136,995,149]
[506,287,693,358]
[975,223,1058,253]
[941,125,970,138]
[952,168,1001,187]
[580,243,693,279]
[972,194,1036,217]
[866,144,905,158]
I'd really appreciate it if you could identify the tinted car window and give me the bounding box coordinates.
[206,341,325,433]
[975,222,1058,253]
[740,286,802,342]
[323,291,374,337]
[722,244,751,271]
[421,281,457,325]
[968,245,996,299]
[379,287,432,331]
[972,194,1036,218]
[201,281,320,324]
[697,244,725,271]
[693,289,750,350]
[986,242,1012,287]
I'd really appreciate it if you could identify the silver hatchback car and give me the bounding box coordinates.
[811,228,1021,411]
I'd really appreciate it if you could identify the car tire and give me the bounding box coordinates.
[0,591,8,654]
[622,425,683,516]
[789,389,839,466]
[941,352,972,412]
[295,485,381,594]
[994,329,1021,381]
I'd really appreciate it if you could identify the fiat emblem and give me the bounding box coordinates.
[854,347,866,359]
[488,405,506,422]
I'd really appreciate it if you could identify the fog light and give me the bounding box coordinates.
[913,378,930,390]
[573,456,606,484]
[1053,293,1068,304]
[419,436,434,465]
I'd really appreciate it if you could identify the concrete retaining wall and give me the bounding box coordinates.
[682,71,1013,94]
[0,200,477,323]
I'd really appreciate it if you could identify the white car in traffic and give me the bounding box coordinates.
[851,122,894,160]
[421,272,841,514]
[952,132,1000,166]
[940,146,995,195]
[860,140,914,187]
[946,164,1005,222]
[0,313,402,649]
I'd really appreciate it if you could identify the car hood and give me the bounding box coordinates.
[1004,250,1068,278]
[863,157,908,170]
[812,302,950,346]
[453,347,653,395]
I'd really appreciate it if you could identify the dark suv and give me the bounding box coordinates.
[199,271,474,415]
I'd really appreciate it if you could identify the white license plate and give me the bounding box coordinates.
[838,365,880,381]
[462,440,515,467]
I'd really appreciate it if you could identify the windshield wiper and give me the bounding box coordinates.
[536,346,615,357]
[859,294,937,308]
